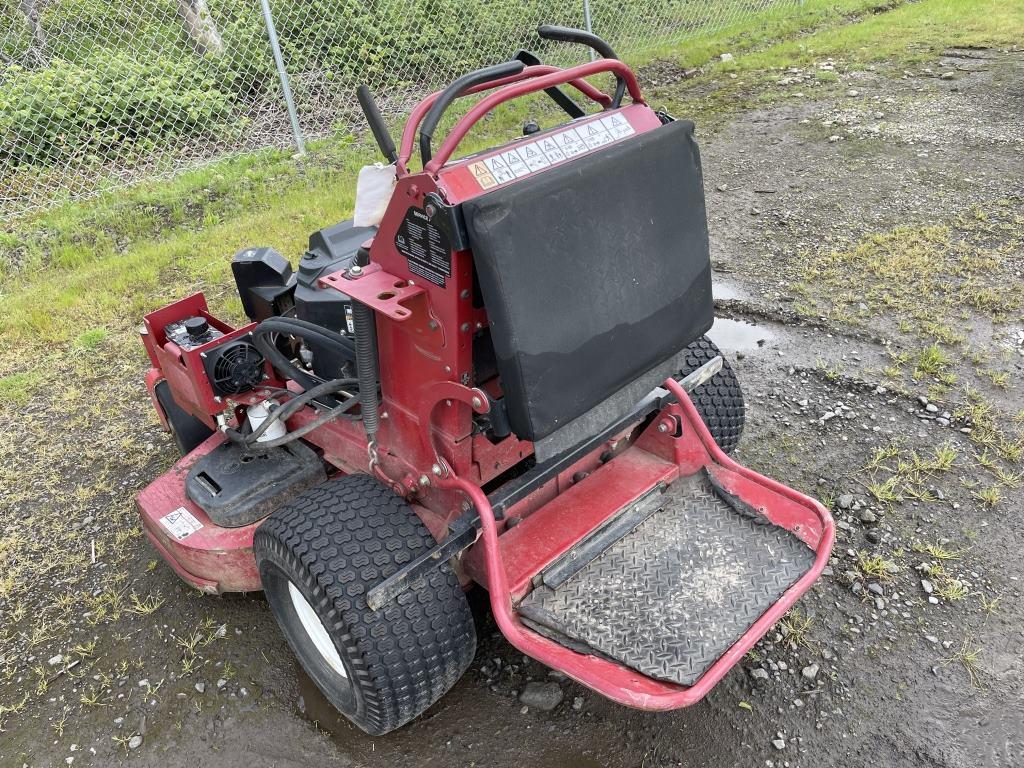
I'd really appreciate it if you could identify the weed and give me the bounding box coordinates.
[856,552,898,582]
[779,609,814,649]
[973,486,1001,506]
[912,542,961,560]
[940,636,983,688]
[915,345,952,378]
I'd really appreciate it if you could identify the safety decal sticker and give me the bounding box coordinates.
[466,113,635,191]
[159,506,204,540]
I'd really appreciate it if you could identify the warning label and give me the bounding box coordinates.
[466,114,635,191]
[159,506,203,540]
[394,206,452,287]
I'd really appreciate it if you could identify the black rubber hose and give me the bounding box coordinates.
[352,300,380,440]
[247,378,357,443]
[244,395,360,452]
[252,316,356,394]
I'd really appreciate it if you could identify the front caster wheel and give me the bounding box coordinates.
[254,474,477,735]
[678,336,746,453]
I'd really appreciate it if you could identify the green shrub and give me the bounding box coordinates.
[0,51,238,166]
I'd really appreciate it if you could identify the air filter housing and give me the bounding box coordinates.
[203,339,266,396]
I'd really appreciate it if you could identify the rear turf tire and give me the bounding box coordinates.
[253,474,476,735]
[678,336,745,453]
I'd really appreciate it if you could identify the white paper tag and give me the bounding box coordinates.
[159,507,203,540]
[353,163,397,227]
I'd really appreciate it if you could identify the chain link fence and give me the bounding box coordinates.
[1,0,801,219]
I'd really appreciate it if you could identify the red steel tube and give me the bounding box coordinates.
[396,64,616,174]
[425,59,644,174]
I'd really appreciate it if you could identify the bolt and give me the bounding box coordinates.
[349,264,363,277]
[380,411,389,420]
[658,423,668,433]
[459,289,471,300]
[471,396,483,409]
[429,320,439,330]
[444,365,452,375]
[425,202,437,217]
[431,464,443,476]
[460,322,471,333]
[418,475,430,487]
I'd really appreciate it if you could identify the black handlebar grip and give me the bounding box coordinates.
[537,24,619,61]
[419,60,526,164]
[356,85,398,164]
[536,24,626,109]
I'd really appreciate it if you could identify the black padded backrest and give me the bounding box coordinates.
[463,119,713,443]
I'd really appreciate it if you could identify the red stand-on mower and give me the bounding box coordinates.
[137,26,834,735]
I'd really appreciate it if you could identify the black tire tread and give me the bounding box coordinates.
[254,474,476,735]
[679,336,745,453]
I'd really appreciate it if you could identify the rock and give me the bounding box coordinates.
[928,596,940,605]
[867,582,884,596]
[47,655,63,667]
[846,89,860,97]
[828,135,842,143]
[801,663,820,681]
[925,635,939,644]
[837,494,854,510]
[216,678,227,690]
[921,579,934,594]
[772,738,787,750]
[940,71,955,80]
[194,682,206,693]
[866,530,882,544]
[128,735,143,750]
[751,668,770,680]
[925,403,939,413]
[572,696,584,712]
[137,679,149,688]
[518,681,563,712]
[859,510,877,524]
[720,52,734,62]
[917,396,929,407]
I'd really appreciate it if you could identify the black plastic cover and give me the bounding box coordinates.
[231,247,295,322]
[294,219,376,378]
[462,119,713,442]
[186,439,325,527]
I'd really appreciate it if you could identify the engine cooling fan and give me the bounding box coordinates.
[203,340,266,396]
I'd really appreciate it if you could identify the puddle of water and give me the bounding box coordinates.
[708,317,775,354]
[713,280,748,302]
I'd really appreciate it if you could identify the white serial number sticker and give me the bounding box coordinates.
[467,114,635,190]
[159,507,203,540]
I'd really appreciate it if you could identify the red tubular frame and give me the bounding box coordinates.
[438,379,834,710]
[425,59,644,175]
[396,60,638,175]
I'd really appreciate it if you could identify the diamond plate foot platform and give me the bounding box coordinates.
[517,472,816,686]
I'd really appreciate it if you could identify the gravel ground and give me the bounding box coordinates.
[2,47,1023,768]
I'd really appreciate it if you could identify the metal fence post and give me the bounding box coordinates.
[259,0,306,155]
[582,0,596,60]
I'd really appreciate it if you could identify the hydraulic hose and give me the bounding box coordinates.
[252,316,356,394]
[243,394,360,451]
[246,377,357,443]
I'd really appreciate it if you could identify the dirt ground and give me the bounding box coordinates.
[3,47,1024,768]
